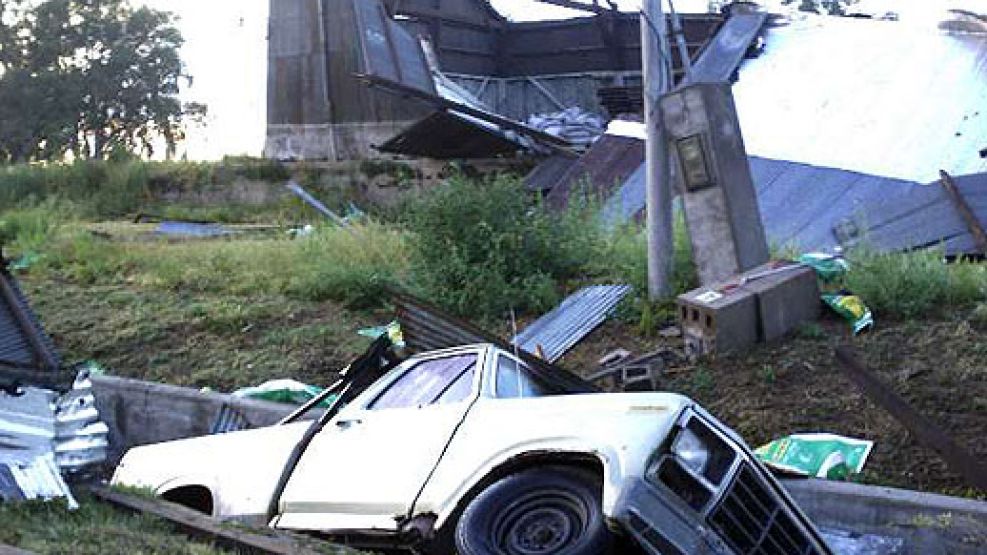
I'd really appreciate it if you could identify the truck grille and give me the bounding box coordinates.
[708,464,822,555]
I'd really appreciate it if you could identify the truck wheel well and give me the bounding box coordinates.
[429,452,604,550]
[162,485,214,516]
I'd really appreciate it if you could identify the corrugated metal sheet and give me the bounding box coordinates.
[0,455,77,508]
[392,293,598,393]
[0,264,64,389]
[603,150,987,255]
[354,0,437,96]
[539,134,646,207]
[155,222,231,238]
[733,16,987,183]
[511,285,633,363]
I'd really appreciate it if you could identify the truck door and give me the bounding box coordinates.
[275,351,481,532]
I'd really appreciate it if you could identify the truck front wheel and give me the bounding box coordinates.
[455,466,612,555]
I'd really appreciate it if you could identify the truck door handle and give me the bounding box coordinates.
[335,419,362,430]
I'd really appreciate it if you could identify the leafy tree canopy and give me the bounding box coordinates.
[0,0,206,163]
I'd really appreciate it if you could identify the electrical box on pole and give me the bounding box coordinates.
[660,82,769,285]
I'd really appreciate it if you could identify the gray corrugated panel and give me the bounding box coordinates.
[353,0,436,96]
[155,222,231,238]
[0,266,64,388]
[0,455,77,508]
[0,463,25,501]
[511,285,632,363]
[733,16,987,183]
[52,373,108,473]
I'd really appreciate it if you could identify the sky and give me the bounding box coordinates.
[139,0,981,160]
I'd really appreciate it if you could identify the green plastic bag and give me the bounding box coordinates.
[823,292,874,335]
[755,433,874,481]
[233,379,337,407]
[798,253,874,334]
[357,321,405,348]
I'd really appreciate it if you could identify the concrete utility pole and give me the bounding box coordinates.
[641,0,675,299]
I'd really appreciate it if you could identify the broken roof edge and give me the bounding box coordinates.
[0,251,67,391]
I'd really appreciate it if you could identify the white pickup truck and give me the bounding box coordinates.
[112,343,832,554]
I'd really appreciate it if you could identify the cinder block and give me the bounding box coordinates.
[677,285,758,357]
[678,262,821,356]
[742,263,821,342]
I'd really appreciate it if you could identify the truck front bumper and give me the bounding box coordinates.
[614,478,735,555]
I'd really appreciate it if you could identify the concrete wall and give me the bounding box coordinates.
[92,375,299,464]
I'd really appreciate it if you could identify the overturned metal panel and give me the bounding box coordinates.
[733,16,987,183]
[539,133,645,207]
[0,455,77,508]
[687,12,767,84]
[354,0,436,97]
[0,260,65,390]
[511,285,633,363]
[392,292,598,394]
[377,111,530,159]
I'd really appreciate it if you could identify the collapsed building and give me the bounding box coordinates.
[264,0,739,161]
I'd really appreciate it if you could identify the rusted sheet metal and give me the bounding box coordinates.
[511,285,633,363]
[0,257,65,390]
[939,170,987,255]
[834,347,987,492]
[539,134,645,207]
[392,292,598,393]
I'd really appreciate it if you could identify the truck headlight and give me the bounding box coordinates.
[668,414,737,486]
[672,427,711,475]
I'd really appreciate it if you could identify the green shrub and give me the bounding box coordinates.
[406,174,600,319]
[846,248,987,319]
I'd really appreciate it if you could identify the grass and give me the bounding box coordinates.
[0,496,231,554]
[846,249,987,319]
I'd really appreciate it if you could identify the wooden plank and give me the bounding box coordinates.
[834,347,987,492]
[91,487,358,555]
[939,170,987,255]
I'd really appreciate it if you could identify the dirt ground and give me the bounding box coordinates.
[21,273,986,499]
[564,312,987,499]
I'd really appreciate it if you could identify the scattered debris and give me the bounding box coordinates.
[939,170,987,256]
[0,455,77,509]
[835,347,987,492]
[392,291,598,393]
[597,349,632,368]
[233,380,337,408]
[526,108,605,149]
[154,222,232,239]
[799,253,874,334]
[510,285,633,363]
[356,321,405,348]
[755,433,874,480]
[285,181,350,228]
[210,405,252,435]
[588,349,676,392]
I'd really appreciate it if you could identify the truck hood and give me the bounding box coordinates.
[112,421,311,520]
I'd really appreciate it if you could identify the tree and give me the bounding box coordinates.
[0,0,205,163]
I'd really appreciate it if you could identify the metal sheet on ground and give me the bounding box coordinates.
[511,285,633,363]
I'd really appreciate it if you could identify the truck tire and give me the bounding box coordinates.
[455,466,613,555]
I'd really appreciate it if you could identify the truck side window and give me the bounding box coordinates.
[495,355,548,399]
[369,355,478,410]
